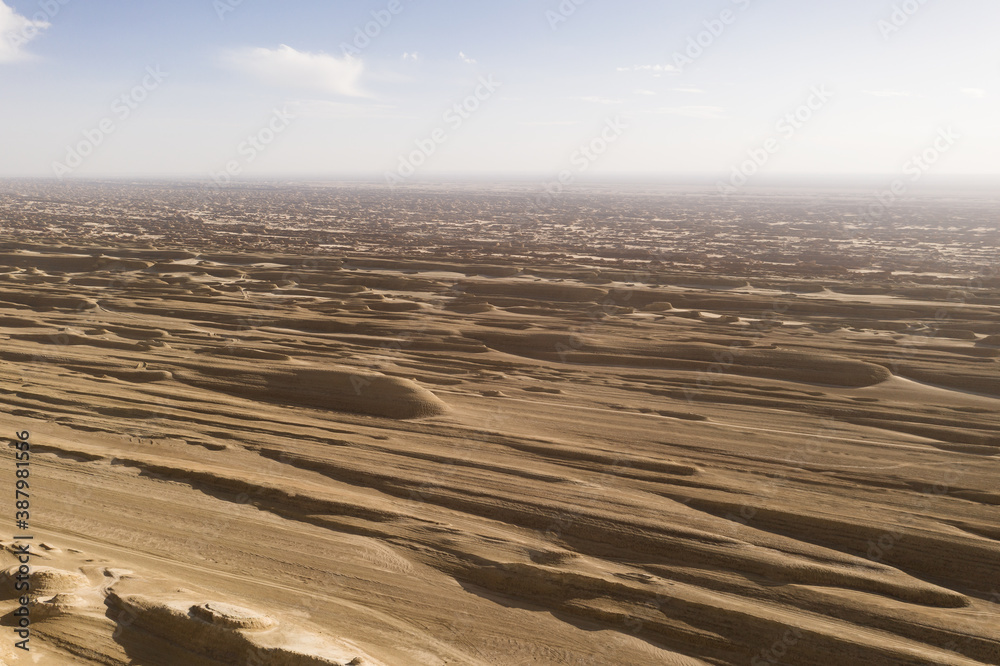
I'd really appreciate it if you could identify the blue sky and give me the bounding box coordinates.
[0,0,997,181]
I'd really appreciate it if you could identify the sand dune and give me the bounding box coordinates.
[0,186,998,665]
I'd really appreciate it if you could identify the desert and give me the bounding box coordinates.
[0,180,996,664]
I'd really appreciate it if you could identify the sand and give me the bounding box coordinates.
[0,183,997,665]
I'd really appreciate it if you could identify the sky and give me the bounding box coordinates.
[0,0,998,182]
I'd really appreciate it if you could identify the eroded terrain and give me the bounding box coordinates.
[0,181,998,665]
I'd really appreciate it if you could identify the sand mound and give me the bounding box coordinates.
[367,301,426,312]
[0,293,98,310]
[469,331,892,387]
[12,332,138,351]
[465,265,521,277]
[190,601,276,630]
[203,346,292,361]
[0,315,42,327]
[107,592,373,666]
[93,256,155,271]
[460,281,609,303]
[174,364,448,419]
[63,365,173,383]
[0,566,88,599]
[99,325,167,340]
[937,328,978,340]
[641,301,673,311]
[0,252,97,273]
[150,262,210,275]
[447,302,496,313]
[29,593,89,620]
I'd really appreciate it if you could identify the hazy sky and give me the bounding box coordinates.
[0,0,997,181]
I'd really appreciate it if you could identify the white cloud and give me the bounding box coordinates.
[0,1,49,63]
[672,87,704,94]
[635,89,656,96]
[618,64,679,76]
[655,106,725,119]
[402,52,419,61]
[865,89,910,97]
[459,51,477,65]
[223,45,364,96]
[961,87,986,98]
